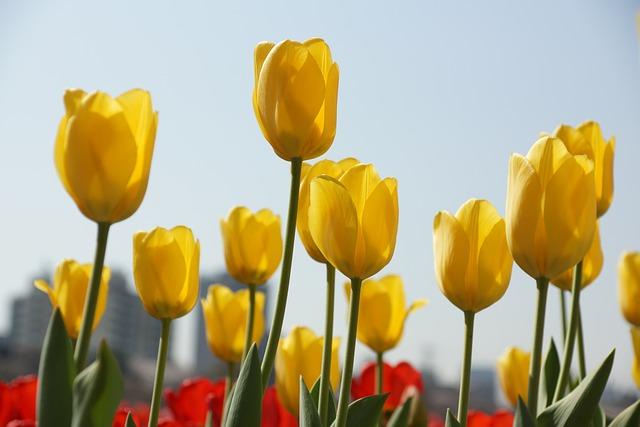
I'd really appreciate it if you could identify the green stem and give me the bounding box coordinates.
[242,284,257,362]
[576,306,587,379]
[553,261,582,402]
[148,319,171,427]
[527,277,549,415]
[261,157,303,388]
[559,290,568,341]
[375,352,384,396]
[335,278,362,427]
[457,312,475,427]
[74,222,110,371]
[318,263,336,425]
[219,361,234,425]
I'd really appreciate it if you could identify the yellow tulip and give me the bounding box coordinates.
[344,275,427,353]
[253,38,339,161]
[297,157,359,263]
[34,259,110,338]
[551,222,603,291]
[497,346,530,407]
[220,207,282,285]
[618,252,640,327]
[631,327,640,388]
[506,136,596,280]
[275,326,340,416]
[433,199,513,313]
[201,284,265,363]
[308,163,398,280]
[133,226,200,319]
[554,121,615,217]
[55,89,157,223]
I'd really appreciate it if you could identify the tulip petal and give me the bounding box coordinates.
[476,217,512,311]
[339,164,382,216]
[358,282,392,352]
[303,38,333,77]
[433,211,469,310]
[526,137,572,188]
[361,178,398,279]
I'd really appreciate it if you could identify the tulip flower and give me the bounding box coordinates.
[165,378,225,426]
[497,347,530,407]
[35,259,110,339]
[275,326,340,416]
[551,223,603,292]
[262,387,298,427]
[351,361,424,411]
[8,376,37,423]
[253,38,339,161]
[467,410,514,427]
[632,328,640,389]
[619,252,640,327]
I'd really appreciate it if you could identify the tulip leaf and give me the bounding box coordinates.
[609,400,640,427]
[591,405,606,427]
[333,394,387,427]
[37,309,75,427]
[387,396,413,427]
[537,350,614,427]
[514,397,535,427]
[444,409,461,427]
[72,340,124,427]
[224,344,262,427]
[300,377,321,427]
[125,412,138,427]
[538,338,560,410]
[310,378,336,425]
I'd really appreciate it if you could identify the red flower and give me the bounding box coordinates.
[351,361,423,410]
[165,378,226,427]
[262,386,297,427]
[467,410,514,427]
[0,381,13,426]
[8,376,37,422]
[6,421,36,427]
[113,404,152,427]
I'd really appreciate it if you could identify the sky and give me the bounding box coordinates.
[1,0,640,391]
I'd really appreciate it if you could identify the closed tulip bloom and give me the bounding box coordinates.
[275,326,340,416]
[220,207,282,285]
[55,89,157,223]
[506,136,596,280]
[618,252,640,327]
[551,222,603,291]
[631,327,640,388]
[497,347,530,407]
[35,259,110,338]
[433,199,513,313]
[297,157,359,263]
[344,275,427,353]
[201,284,265,363]
[253,38,339,161]
[308,163,398,280]
[133,226,200,319]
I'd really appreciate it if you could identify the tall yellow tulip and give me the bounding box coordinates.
[35,259,110,338]
[551,223,603,292]
[55,89,157,224]
[618,252,640,327]
[253,38,339,161]
[344,275,427,353]
[297,157,359,263]
[497,347,530,407]
[220,206,282,286]
[201,284,265,364]
[632,327,640,389]
[275,326,340,416]
[433,198,513,313]
[133,226,200,320]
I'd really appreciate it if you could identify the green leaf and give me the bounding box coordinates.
[224,344,262,427]
[37,309,75,427]
[299,377,321,427]
[537,350,615,427]
[72,340,124,427]
[609,400,640,427]
[341,394,387,427]
[445,409,461,427]
[310,378,336,425]
[387,396,413,427]
[514,397,535,427]
[539,338,560,410]
[125,412,137,427]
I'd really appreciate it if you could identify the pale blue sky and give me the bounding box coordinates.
[1,0,640,390]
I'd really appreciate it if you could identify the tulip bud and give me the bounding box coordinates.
[297,157,359,263]
[631,327,640,389]
[551,222,603,291]
[308,163,398,280]
[433,199,513,313]
[506,136,596,280]
[618,252,640,327]
[201,284,266,363]
[275,326,340,416]
[497,346,530,407]
[133,226,200,319]
[35,259,110,338]
[55,89,157,223]
[220,207,282,285]
[344,275,427,353]
[253,38,339,161]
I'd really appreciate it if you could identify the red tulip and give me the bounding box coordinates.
[165,378,225,427]
[467,410,514,427]
[351,361,423,410]
[262,386,297,427]
[6,421,36,427]
[8,376,37,422]
[0,381,13,426]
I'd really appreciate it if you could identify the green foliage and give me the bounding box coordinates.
[609,400,640,427]
[300,377,321,427]
[539,339,560,410]
[310,378,336,425]
[387,396,413,427]
[444,409,460,427]
[224,344,262,427]
[513,397,535,427]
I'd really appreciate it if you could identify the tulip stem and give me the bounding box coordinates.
[242,284,257,362]
[261,157,303,388]
[559,290,568,341]
[318,263,336,425]
[149,318,171,427]
[527,277,549,415]
[74,222,110,371]
[576,307,587,379]
[220,361,234,424]
[457,311,475,427]
[335,278,362,427]
[553,261,582,402]
[375,352,384,396]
